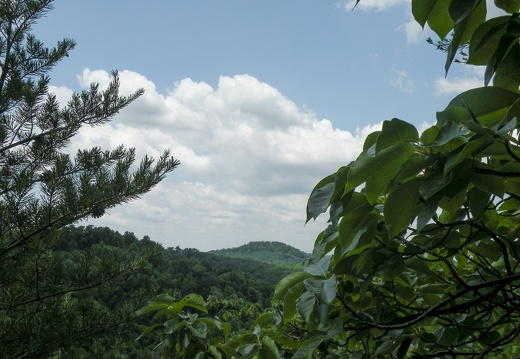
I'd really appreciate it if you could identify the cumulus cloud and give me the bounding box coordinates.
[433,67,485,96]
[63,70,380,252]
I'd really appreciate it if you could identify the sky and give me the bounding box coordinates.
[33,0,491,252]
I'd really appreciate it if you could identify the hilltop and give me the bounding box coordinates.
[210,241,310,267]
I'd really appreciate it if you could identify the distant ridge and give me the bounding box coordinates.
[209,241,310,267]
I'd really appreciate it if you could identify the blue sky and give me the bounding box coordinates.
[35,0,488,251]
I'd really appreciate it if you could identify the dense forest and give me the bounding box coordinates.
[49,225,302,357]
[210,241,309,267]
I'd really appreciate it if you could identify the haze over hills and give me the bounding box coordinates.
[210,241,310,267]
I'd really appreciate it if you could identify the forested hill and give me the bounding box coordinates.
[210,241,310,267]
[42,225,298,356]
[55,226,295,306]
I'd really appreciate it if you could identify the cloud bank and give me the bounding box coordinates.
[53,70,379,252]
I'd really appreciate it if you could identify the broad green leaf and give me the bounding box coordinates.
[494,43,520,90]
[253,312,274,329]
[296,291,316,323]
[444,135,493,173]
[272,335,299,350]
[439,187,467,213]
[306,177,335,223]
[417,0,454,39]
[412,0,436,27]
[472,172,505,197]
[424,120,467,147]
[283,281,306,324]
[484,31,518,86]
[363,131,380,151]
[417,194,442,231]
[339,202,377,251]
[237,343,260,358]
[495,0,520,13]
[304,275,338,305]
[395,157,428,183]
[420,168,451,199]
[175,293,207,314]
[470,239,502,262]
[468,16,509,65]
[291,338,322,359]
[273,272,312,301]
[135,303,169,316]
[375,118,419,153]
[397,337,413,359]
[436,105,473,126]
[508,98,520,123]
[260,336,280,359]
[420,125,440,145]
[468,187,491,217]
[347,142,415,204]
[304,253,331,276]
[448,0,482,25]
[331,166,351,201]
[384,178,422,237]
[446,0,486,74]
[136,323,164,340]
[444,87,520,123]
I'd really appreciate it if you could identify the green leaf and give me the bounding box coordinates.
[444,135,493,173]
[273,272,312,301]
[413,0,454,39]
[420,168,451,200]
[347,143,415,204]
[443,87,520,124]
[468,16,510,65]
[472,172,505,197]
[338,201,377,252]
[283,282,306,324]
[424,120,467,147]
[296,291,316,323]
[412,0,436,28]
[375,118,418,153]
[397,337,413,359]
[304,254,331,276]
[306,176,335,223]
[175,293,207,314]
[253,312,274,329]
[448,0,482,25]
[260,336,280,359]
[304,275,338,305]
[494,43,520,91]
[485,33,517,86]
[468,186,491,217]
[384,178,421,237]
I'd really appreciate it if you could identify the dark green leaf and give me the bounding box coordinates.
[384,178,421,237]
[273,272,312,301]
[375,118,418,153]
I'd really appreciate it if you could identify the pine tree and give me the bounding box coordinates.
[0,1,179,357]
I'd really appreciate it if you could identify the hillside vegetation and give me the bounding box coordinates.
[45,225,298,356]
[210,241,309,267]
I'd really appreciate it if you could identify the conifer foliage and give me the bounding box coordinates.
[0,1,179,357]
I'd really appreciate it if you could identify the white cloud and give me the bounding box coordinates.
[433,66,484,96]
[48,85,73,105]
[398,16,424,44]
[63,70,380,252]
[391,69,414,93]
